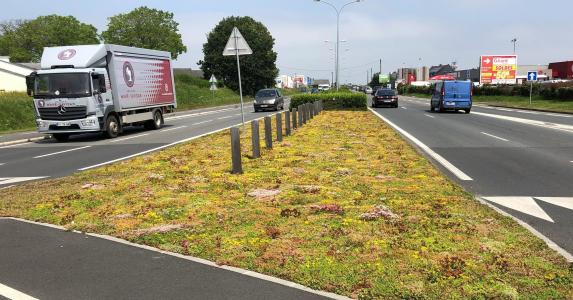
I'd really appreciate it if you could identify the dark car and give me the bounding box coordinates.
[372,89,398,108]
[371,86,383,96]
[254,89,284,112]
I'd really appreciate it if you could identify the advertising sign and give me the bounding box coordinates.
[379,74,390,84]
[480,55,517,84]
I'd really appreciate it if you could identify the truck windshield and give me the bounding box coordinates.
[34,73,91,98]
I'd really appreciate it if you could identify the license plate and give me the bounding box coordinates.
[260,105,268,107]
[57,122,71,127]
[447,102,455,106]
[384,100,392,102]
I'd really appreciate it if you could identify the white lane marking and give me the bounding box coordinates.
[234,113,242,116]
[109,133,149,143]
[0,177,48,185]
[160,125,187,133]
[369,108,473,181]
[401,107,407,110]
[33,146,91,159]
[217,115,234,120]
[480,132,509,142]
[0,282,38,300]
[1,217,349,300]
[0,142,33,149]
[0,163,5,166]
[165,107,237,121]
[78,113,281,171]
[472,111,573,134]
[192,120,213,125]
[537,197,573,211]
[483,197,555,223]
[475,105,573,118]
[424,114,435,119]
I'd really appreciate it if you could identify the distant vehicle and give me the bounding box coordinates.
[254,88,284,112]
[372,89,398,108]
[310,87,319,94]
[318,84,331,91]
[26,44,176,142]
[364,87,373,94]
[430,81,472,114]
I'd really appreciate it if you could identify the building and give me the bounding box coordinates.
[276,75,294,89]
[548,61,573,80]
[429,64,456,77]
[310,79,330,87]
[516,65,552,84]
[454,68,480,82]
[415,66,430,82]
[397,68,417,82]
[0,56,39,92]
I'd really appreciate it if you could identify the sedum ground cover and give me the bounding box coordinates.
[1,111,572,299]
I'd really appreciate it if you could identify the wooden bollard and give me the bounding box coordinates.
[292,108,297,130]
[231,127,242,174]
[310,103,314,118]
[302,104,307,124]
[276,113,283,142]
[251,120,260,159]
[298,105,304,127]
[264,116,272,149]
[285,110,291,136]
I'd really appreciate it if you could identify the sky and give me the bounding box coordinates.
[1,0,572,84]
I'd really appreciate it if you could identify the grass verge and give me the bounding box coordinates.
[1,111,572,298]
[0,92,36,133]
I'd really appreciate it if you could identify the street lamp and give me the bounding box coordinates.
[315,0,363,91]
[511,38,518,54]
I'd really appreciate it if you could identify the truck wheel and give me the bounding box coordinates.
[465,109,471,114]
[52,133,70,142]
[105,114,120,138]
[430,104,435,112]
[145,110,163,130]
[438,101,444,113]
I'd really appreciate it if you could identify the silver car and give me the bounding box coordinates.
[254,89,284,112]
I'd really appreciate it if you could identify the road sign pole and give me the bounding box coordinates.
[235,34,246,129]
[530,81,533,105]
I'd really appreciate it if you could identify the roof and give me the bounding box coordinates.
[0,59,38,78]
[429,64,456,75]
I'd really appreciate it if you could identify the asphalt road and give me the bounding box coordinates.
[0,101,288,188]
[371,95,573,256]
[0,218,329,300]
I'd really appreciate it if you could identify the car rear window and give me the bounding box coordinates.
[376,89,397,96]
[256,90,276,98]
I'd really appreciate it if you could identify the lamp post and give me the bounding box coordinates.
[511,38,518,54]
[314,0,363,91]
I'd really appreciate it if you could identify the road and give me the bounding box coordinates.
[0,101,288,189]
[370,95,573,257]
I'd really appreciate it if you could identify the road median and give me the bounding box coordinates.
[1,111,572,298]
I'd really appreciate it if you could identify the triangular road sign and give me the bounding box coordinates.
[483,196,554,223]
[209,74,218,83]
[223,27,253,56]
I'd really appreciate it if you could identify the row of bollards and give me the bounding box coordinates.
[231,100,323,174]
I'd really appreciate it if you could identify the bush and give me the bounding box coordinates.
[290,92,367,110]
[0,92,36,132]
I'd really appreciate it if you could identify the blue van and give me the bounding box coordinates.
[430,81,472,114]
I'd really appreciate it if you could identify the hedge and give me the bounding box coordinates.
[290,92,367,110]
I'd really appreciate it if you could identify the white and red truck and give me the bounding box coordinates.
[26,44,177,141]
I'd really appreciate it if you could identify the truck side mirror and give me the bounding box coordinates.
[25,74,35,97]
[98,74,107,93]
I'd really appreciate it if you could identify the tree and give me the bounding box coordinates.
[0,16,99,62]
[101,7,187,59]
[198,16,278,96]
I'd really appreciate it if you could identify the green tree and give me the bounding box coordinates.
[0,16,99,62]
[101,7,187,59]
[199,16,278,96]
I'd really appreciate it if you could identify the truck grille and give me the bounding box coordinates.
[38,106,87,121]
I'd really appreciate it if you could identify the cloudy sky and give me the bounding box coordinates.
[2,0,572,83]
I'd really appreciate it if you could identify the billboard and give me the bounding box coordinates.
[480,55,517,85]
[379,74,390,84]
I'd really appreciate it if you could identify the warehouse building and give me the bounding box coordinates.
[0,56,39,92]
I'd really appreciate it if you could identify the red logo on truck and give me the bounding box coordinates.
[57,49,76,60]
[123,62,135,87]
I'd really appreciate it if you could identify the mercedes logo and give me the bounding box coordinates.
[57,105,67,115]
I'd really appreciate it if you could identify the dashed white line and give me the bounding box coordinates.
[369,108,473,181]
[480,132,509,142]
[0,163,5,166]
[472,111,573,134]
[34,146,91,159]
[0,282,38,300]
[109,133,149,143]
[192,120,213,125]
[217,115,234,120]
[401,107,407,110]
[165,107,237,121]
[160,125,187,132]
[424,114,435,119]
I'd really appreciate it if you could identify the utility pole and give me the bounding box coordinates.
[511,38,518,54]
[380,59,382,74]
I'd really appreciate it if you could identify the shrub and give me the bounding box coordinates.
[290,92,367,110]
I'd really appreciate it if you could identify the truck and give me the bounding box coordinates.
[25,44,177,142]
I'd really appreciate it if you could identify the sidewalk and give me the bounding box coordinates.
[0,131,47,146]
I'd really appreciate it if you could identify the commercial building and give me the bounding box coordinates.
[454,68,480,82]
[0,56,39,92]
[516,65,552,84]
[548,61,573,79]
[429,64,456,77]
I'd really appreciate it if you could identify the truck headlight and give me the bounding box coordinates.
[81,119,97,126]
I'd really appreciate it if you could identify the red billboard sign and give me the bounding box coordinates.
[480,55,517,85]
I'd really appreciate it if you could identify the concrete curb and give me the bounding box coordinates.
[0,217,351,300]
[0,136,49,147]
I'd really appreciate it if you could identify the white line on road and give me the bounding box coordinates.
[0,282,38,300]
[192,120,213,125]
[34,146,91,159]
[401,107,407,110]
[217,115,234,120]
[0,163,4,166]
[480,132,509,142]
[369,108,473,181]
[165,107,237,121]
[160,125,187,132]
[472,111,573,134]
[109,133,149,143]
[0,177,49,185]
[424,114,435,119]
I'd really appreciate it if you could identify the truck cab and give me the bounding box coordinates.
[26,44,176,142]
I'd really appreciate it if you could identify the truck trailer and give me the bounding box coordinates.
[26,44,177,141]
